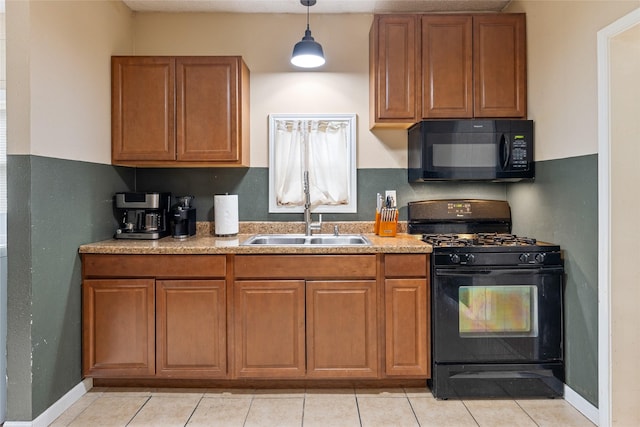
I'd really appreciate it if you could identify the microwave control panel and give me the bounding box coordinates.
[511,135,529,169]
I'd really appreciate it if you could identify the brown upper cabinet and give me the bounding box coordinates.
[369,15,419,126]
[111,56,250,167]
[370,13,527,128]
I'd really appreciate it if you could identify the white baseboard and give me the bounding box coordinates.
[564,384,599,426]
[4,378,93,427]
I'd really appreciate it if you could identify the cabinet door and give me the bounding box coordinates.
[384,279,429,377]
[370,15,418,125]
[156,280,226,378]
[82,279,155,377]
[176,57,241,162]
[112,57,176,162]
[421,15,473,119]
[473,14,527,118]
[233,280,306,378]
[306,280,378,378]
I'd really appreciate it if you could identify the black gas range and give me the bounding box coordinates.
[423,232,562,267]
[409,199,562,267]
[409,200,564,399]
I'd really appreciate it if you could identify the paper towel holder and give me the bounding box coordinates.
[214,193,239,237]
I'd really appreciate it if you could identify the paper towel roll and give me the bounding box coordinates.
[214,194,239,236]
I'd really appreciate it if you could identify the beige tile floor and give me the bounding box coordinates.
[50,386,596,427]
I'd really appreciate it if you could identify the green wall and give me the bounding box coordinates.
[508,154,599,406]
[135,168,507,222]
[7,155,134,420]
[8,154,598,419]
[7,158,505,420]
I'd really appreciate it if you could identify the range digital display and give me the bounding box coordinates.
[447,202,472,215]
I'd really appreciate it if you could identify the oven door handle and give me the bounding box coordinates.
[435,267,564,276]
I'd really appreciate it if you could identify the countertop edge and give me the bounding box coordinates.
[79,233,432,255]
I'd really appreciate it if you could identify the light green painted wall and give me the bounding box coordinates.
[6,156,597,418]
[508,154,599,406]
[7,155,134,420]
[135,168,507,222]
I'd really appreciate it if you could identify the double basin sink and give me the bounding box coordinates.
[241,234,371,246]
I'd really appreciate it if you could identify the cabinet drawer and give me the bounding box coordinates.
[384,254,427,277]
[234,255,377,279]
[82,254,226,278]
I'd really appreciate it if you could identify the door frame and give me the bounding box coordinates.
[597,7,640,427]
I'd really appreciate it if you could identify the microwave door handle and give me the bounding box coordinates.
[499,134,510,170]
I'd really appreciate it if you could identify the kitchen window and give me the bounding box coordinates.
[268,114,357,213]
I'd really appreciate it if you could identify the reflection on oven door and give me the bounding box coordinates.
[458,285,538,338]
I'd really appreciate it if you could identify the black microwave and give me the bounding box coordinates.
[408,119,534,182]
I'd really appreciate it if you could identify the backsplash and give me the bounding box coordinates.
[196,220,408,236]
[135,167,507,222]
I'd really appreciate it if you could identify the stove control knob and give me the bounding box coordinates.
[519,253,530,263]
[465,254,475,264]
[450,253,461,264]
[535,253,546,263]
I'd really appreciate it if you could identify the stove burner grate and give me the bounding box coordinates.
[423,232,538,248]
[422,234,475,247]
[476,233,537,246]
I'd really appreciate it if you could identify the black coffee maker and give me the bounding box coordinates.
[172,195,197,239]
[114,192,171,239]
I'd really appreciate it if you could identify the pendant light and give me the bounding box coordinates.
[291,0,325,68]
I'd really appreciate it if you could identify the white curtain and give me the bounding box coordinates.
[274,120,349,207]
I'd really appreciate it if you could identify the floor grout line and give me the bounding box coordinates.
[241,395,254,427]
[460,399,481,427]
[124,395,151,427]
[514,399,542,427]
[406,395,422,427]
[355,394,364,427]
[182,394,204,427]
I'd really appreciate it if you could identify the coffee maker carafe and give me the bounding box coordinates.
[172,195,197,239]
[114,192,171,239]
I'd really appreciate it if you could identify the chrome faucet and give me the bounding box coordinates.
[304,171,322,236]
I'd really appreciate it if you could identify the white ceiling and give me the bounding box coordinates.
[122,0,512,14]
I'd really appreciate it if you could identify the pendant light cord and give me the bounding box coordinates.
[291,0,325,68]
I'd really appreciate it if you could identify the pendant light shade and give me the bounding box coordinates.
[291,0,325,68]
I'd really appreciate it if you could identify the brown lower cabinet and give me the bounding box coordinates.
[81,253,429,381]
[82,278,156,377]
[306,280,378,378]
[82,254,227,378]
[384,254,430,377]
[156,280,227,378]
[384,279,429,376]
[233,280,306,378]
[233,278,378,379]
[233,255,379,379]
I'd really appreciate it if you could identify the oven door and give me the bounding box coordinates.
[432,266,563,363]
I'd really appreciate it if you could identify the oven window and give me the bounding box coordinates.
[458,285,538,338]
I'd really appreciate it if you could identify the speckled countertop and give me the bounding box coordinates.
[79,221,432,255]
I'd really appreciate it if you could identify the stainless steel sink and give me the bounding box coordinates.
[241,234,371,246]
[308,236,370,245]
[243,235,308,245]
